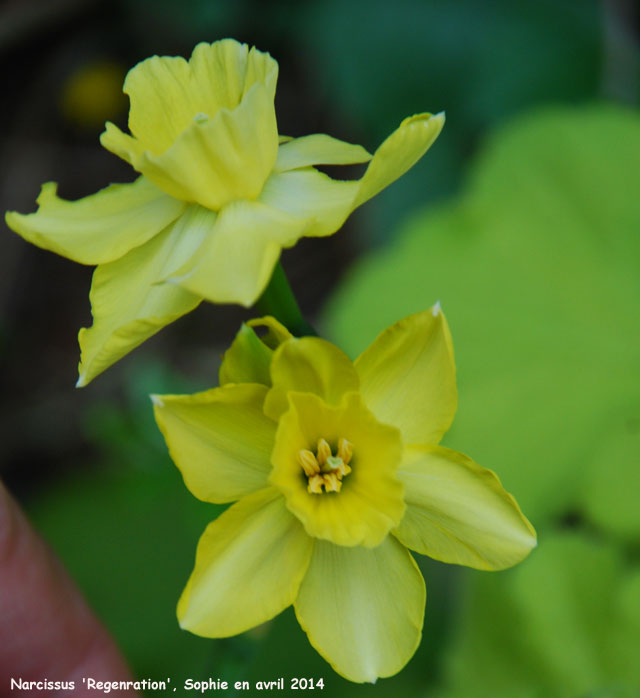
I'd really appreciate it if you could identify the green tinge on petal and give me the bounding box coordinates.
[355,305,457,445]
[105,82,279,210]
[77,205,214,386]
[274,134,371,172]
[153,384,275,503]
[295,537,425,683]
[122,39,278,155]
[259,169,359,238]
[5,177,185,265]
[263,337,360,421]
[219,324,273,387]
[247,315,293,348]
[178,488,313,637]
[167,199,308,307]
[394,445,537,570]
[219,316,292,387]
[353,112,445,209]
[270,392,404,548]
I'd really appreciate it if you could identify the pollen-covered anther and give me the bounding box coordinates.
[297,449,320,477]
[299,437,353,494]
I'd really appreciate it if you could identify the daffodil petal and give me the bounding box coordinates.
[77,205,214,386]
[103,82,278,209]
[355,305,457,444]
[261,113,444,240]
[394,445,537,570]
[167,199,308,307]
[219,316,292,387]
[152,384,275,503]
[274,134,371,172]
[270,392,404,548]
[120,53,191,153]
[263,337,360,421]
[247,315,293,348]
[178,488,313,637]
[118,39,278,154]
[353,112,445,208]
[219,324,273,387]
[259,169,358,238]
[295,537,425,683]
[5,177,185,265]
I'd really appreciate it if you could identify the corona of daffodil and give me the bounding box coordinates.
[152,306,536,683]
[5,39,444,387]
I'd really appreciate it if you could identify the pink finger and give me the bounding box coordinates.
[0,481,138,696]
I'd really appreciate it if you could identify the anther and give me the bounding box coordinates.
[316,438,331,465]
[307,474,324,494]
[323,472,342,493]
[337,438,353,464]
[298,449,320,477]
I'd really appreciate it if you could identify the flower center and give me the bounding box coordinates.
[297,438,353,494]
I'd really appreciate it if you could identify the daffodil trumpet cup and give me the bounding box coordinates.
[152,306,537,683]
[5,38,443,387]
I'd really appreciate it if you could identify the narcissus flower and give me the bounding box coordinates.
[5,39,444,387]
[152,307,536,683]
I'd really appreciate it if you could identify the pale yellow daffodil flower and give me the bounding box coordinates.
[5,39,444,387]
[152,307,536,683]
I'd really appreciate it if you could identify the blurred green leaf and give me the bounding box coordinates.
[430,532,640,697]
[296,0,602,244]
[325,104,640,530]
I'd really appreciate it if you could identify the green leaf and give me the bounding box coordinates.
[435,533,640,697]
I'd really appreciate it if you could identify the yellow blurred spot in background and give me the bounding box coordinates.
[59,61,127,131]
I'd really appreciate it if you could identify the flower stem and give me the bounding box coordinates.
[254,261,317,337]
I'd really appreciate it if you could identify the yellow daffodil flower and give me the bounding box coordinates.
[5,39,445,387]
[152,306,536,683]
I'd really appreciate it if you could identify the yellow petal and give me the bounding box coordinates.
[260,113,444,240]
[76,205,214,386]
[102,82,278,210]
[167,199,308,307]
[219,316,292,387]
[178,488,313,637]
[219,324,273,387]
[247,315,293,348]
[263,337,360,421]
[117,39,278,155]
[5,177,185,265]
[355,304,457,444]
[270,392,404,547]
[353,111,445,208]
[394,445,537,570]
[294,537,425,683]
[274,134,371,172]
[152,384,275,503]
[259,169,358,238]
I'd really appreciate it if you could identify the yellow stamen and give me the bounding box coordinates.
[307,474,324,494]
[298,449,320,477]
[316,438,331,465]
[337,438,353,464]
[298,437,353,494]
[323,472,342,493]
[338,462,352,478]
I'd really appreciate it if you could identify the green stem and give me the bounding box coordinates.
[254,262,317,337]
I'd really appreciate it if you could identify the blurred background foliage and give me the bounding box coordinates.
[0,0,638,695]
